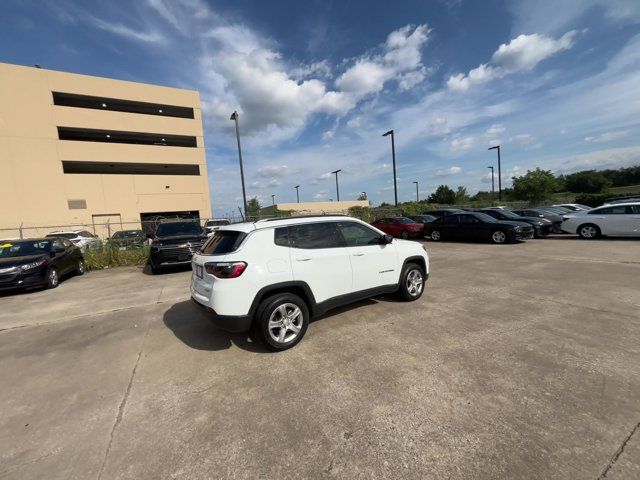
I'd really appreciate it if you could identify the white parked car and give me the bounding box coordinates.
[204,218,231,236]
[191,215,429,350]
[553,203,592,212]
[46,230,102,250]
[561,202,640,239]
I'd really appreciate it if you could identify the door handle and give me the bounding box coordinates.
[296,257,312,262]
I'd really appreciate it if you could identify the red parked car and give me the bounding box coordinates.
[371,217,424,239]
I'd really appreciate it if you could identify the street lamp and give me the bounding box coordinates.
[331,169,341,201]
[487,166,495,200]
[488,145,502,201]
[413,181,419,202]
[361,191,367,200]
[382,130,398,206]
[230,111,248,217]
[294,185,300,203]
[271,194,275,206]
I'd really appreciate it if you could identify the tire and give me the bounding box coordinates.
[400,230,409,239]
[430,230,442,241]
[491,230,507,244]
[150,264,160,275]
[76,259,85,276]
[577,224,600,239]
[397,263,426,301]
[255,293,309,351]
[46,267,59,289]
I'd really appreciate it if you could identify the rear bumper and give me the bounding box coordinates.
[191,296,252,333]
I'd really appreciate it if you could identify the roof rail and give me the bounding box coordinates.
[258,213,348,223]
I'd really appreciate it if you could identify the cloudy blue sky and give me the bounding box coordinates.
[3,0,640,213]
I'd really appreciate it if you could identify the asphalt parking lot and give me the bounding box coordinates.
[1,237,639,479]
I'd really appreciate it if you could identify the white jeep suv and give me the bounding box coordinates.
[190,215,429,350]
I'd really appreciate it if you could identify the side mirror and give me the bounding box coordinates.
[383,234,393,244]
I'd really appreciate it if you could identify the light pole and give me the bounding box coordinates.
[413,181,419,202]
[331,169,341,201]
[294,185,300,203]
[382,130,398,206]
[271,194,275,206]
[487,166,495,200]
[488,145,502,201]
[230,111,248,217]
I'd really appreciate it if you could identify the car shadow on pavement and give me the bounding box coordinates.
[162,300,269,353]
[142,263,192,276]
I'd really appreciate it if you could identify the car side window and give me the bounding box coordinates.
[274,227,289,247]
[443,215,459,224]
[592,206,627,215]
[62,239,73,248]
[459,214,478,224]
[51,239,65,251]
[289,222,345,249]
[338,222,382,247]
[629,205,640,214]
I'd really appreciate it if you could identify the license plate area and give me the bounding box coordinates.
[196,264,203,278]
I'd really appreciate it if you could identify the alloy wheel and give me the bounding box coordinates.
[492,231,506,244]
[267,303,304,345]
[49,269,58,287]
[580,226,597,238]
[406,269,423,297]
[431,230,441,241]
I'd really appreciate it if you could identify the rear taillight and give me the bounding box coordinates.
[204,261,247,278]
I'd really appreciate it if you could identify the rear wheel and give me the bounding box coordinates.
[76,259,85,275]
[578,224,600,239]
[491,230,507,244]
[430,230,442,241]
[255,293,309,351]
[397,263,425,301]
[400,230,409,239]
[46,268,59,289]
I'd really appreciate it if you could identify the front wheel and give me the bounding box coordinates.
[491,230,507,244]
[255,293,310,351]
[46,267,59,289]
[430,230,442,241]
[397,263,426,301]
[578,224,600,239]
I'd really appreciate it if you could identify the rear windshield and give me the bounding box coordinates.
[155,222,203,237]
[46,233,77,239]
[113,230,142,238]
[206,220,230,226]
[200,230,246,255]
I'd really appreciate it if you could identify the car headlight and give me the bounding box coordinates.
[21,258,47,270]
[514,226,521,231]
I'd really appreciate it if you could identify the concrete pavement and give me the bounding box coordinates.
[1,237,639,479]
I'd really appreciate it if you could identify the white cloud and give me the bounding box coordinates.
[584,130,629,143]
[512,133,535,144]
[88,16,165,43]
[450,137,475,152]
[447,31,577,91]
[436,166,462,176]
[255,165,289,177]
[486,124,505,135]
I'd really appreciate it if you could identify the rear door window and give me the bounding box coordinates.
[200,231,246,255]
[289,222,345,249]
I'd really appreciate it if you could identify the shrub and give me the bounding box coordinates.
[574,193,610,208]
[83,243,150,271]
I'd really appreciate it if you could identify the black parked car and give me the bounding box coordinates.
[512,209,563,232]
[426,208,466,218]
[407,214,437,236]
[148,220,207,274]
[424,212,535,244]
[109,230,146,249]
[477,208,553,237]
[0,238,84,291]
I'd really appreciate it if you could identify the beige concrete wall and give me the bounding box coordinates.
[262,200,370,215]
[0,62,211,233]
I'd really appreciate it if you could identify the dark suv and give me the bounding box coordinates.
[148,221,207,274]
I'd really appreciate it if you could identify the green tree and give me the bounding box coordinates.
[428,185,456,204]
[454,186,469,204]
[356,193,367,201]
[563,170,611,193]
[511,168,558,203]
[246,197,261,218]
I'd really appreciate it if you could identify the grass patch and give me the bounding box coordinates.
[83,243,150,271]
[608,184,640,195]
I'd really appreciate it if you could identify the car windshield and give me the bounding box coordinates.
[114,230,142,238]
[494,209,521,219]
[473,212,497,223]
[155,222,203,236]
[206,220,230,226]
[396,217,415,224]
[46,232,77,239]
[0,240,51,258]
